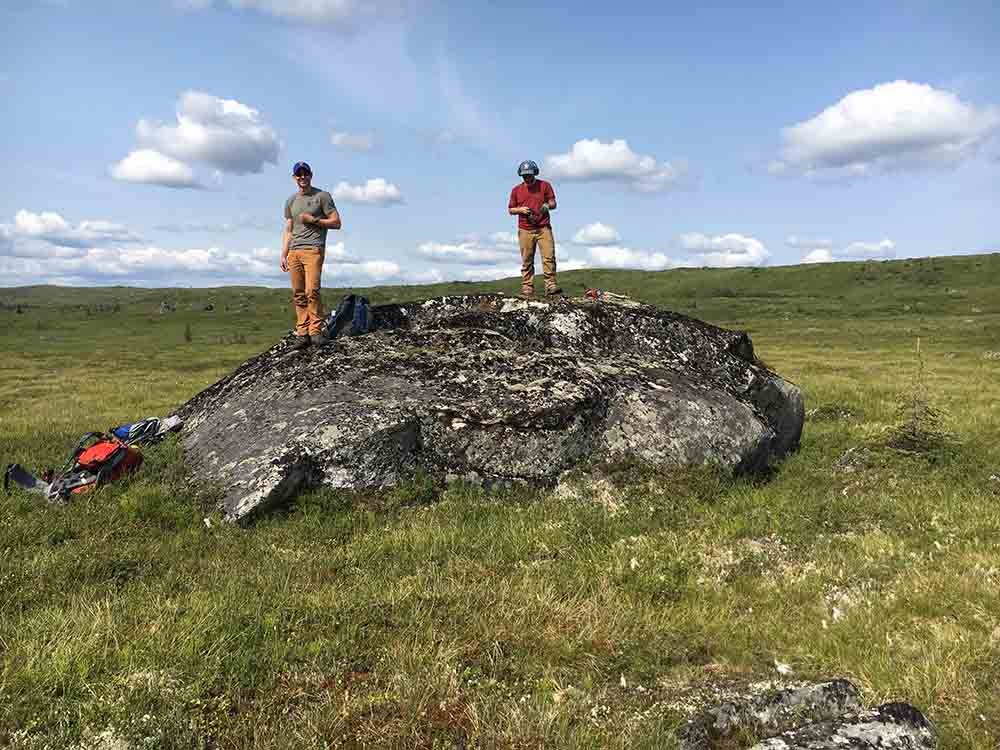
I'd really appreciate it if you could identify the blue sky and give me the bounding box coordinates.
[1,0,998,287]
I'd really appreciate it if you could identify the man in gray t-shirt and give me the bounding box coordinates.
[280,161,341,349]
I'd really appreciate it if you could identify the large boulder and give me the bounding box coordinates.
[178,294,804,521]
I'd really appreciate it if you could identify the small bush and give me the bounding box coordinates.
[885,338,956,460]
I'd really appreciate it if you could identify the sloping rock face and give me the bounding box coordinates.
[178,294,804,521]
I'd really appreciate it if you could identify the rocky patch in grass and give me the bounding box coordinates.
[676,679,935,749]
[805,405,855,422]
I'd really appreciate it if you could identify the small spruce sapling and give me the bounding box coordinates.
[886,337,954,459]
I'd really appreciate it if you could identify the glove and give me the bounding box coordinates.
[537,203,549,216]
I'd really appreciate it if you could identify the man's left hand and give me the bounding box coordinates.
[299,212,318,225]
[538,204,549,215]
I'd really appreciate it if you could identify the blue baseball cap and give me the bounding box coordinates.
[292,161,312,176]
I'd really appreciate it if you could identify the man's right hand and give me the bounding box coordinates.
[280,253,289,273]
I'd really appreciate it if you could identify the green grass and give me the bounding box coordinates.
[1,254,999,748]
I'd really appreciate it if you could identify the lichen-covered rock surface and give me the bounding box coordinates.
[676,679,935,749]
[178,294,804,521]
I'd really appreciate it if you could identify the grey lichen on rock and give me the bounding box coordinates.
[748,701,935,749]
[178,294,804,522]
[677,679,935,749]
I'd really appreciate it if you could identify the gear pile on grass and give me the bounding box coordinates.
[178,294,805,522]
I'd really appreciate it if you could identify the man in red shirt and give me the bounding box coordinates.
[508,160,562,298]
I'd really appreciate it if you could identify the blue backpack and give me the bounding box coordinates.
[350,295,371,336]
[322,294,372,342]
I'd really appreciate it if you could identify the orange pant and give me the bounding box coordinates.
[518,227,557,295]
[287,248,325,336]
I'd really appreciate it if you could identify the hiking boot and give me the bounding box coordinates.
[545,287,564,297]
[289,334,311,351]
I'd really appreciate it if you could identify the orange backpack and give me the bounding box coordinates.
[49,433,143,499]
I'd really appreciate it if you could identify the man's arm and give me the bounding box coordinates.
[280,218,292,272]
[301,193,342,229]
[541,183,556,213]
[315,208,341,230]
[508,189,531,216]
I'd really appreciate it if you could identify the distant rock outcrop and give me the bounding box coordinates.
[178,294,804,521]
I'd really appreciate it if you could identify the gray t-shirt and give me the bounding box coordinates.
[285,187,336,251]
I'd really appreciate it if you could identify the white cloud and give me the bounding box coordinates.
[184,0,405,28]
[110,149,201,189]
[544,139,686,192]
[13,210,70,237]
[488,231,518,249]
[1,235,89,260]
[4,210,142,250]
[0,240,404,288]
[363,260,401,279]
[331,178,403,205]
[587,245,673,271]
[407,230,527,281]
[558,256,592,272]
[415,240,514,266]
[157,220,230,233]
[121,91,280,180]
[797,239,896,264]
[842,239,895,259]
[405,268,446,284]
[0,209,407,286]
[155,214,272,232]
[327,259,401,281]
[330,130,374,151]
[457,264,522,282]
[0,244,279,284]
[572,222,621,245]
[679,233,770,267]
[801,249,834,264]
[786,235,833,250]
[773,80,1000,177]
[323,241,358,263]
[293,24,508,155]
[402,227,598,284]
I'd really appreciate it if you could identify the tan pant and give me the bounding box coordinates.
[518,227,557,295]
[287,247,325,336]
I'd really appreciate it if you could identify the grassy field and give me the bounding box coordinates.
[1,253,999,749]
